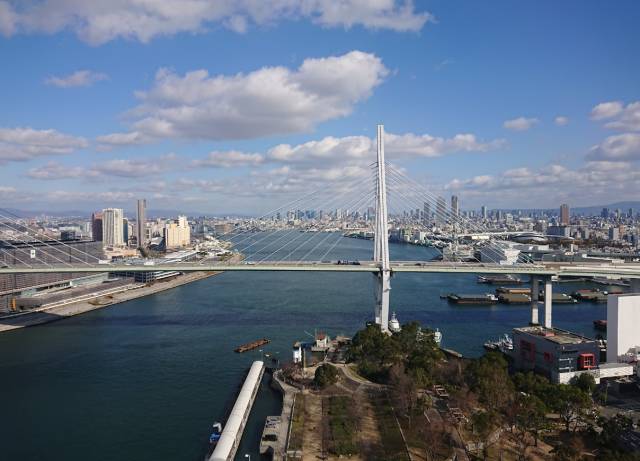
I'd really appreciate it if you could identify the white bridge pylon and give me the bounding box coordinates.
[373,124,392,333]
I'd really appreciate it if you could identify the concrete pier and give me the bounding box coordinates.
[210,361,265,461]
[530,277,539,325]
[544,278,553,329]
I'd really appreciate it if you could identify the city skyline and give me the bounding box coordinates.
[1,1,639,213]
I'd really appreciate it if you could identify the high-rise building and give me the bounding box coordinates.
[451,195,459,217]
[137,199,147,248]
[436,196,446,224]
[608,227,620,241]
[123,218,129,245]
[560,204,570,226]
[164,216,191,249]
[91,212,103,242]
[481,205,488,220]
[102,208,124,247]
[601,208,610,219]
[423,202,430,225]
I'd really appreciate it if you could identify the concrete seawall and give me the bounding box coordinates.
[0,271,222,333]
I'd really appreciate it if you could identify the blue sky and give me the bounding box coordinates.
[0,0,639,214]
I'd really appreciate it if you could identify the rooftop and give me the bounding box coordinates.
[514,326,595,345]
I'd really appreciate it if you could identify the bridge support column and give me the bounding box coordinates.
[544,278,553,329]
[631,278,640,294]
[373,124,391,333]
[530,277,539,325]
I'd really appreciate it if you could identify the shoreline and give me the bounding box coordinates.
[0,271,222,333]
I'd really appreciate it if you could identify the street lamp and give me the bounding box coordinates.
[244,455,251,461]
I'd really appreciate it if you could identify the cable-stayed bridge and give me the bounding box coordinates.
[2,125,640,331]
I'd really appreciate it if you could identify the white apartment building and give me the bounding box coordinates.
[164,216,191,249]
[102,208,124,247]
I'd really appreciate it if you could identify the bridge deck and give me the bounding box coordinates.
[1,262,640,278]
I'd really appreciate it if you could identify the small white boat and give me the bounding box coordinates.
[389,312,401,333]
[433,328,442,346]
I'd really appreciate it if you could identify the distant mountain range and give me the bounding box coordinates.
[570,201,640,215]
[490,202,640,215]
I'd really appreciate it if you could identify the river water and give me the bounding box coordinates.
[0,233,608,460]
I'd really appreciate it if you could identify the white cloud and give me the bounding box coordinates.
[588,133,640,161]
[554,116,569,126]
[0,1,16,36]
[47,190,138,203]
[445,160,640,207]
[27,162,91,180]
[45,70,108,88]
[124,51,388,141]
[0,127,88,163]
[386,133,505,157]
[0,186,17,199]
[95,131,151,150]
[27,155,178,180]
[265,132,503,164]
[503,117,539,131]
[434,58,454,71]
[590,101,640,132]
[191,150,264,168]
[93,156,177,177]
[0,1,432,45]
[590,101,623,120]
[267,135,372,164]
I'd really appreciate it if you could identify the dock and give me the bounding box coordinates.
[259,415,282,456]
[209,361,265,461]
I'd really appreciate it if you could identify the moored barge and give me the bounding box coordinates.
[234,338,270,353]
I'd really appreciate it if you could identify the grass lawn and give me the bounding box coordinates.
[326,395,360,456]
[288,393,305,452]
[368,390,411,461]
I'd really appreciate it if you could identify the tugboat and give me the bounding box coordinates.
[484,334,513,353]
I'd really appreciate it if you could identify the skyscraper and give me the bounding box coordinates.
[481,205,488,220]
[451,195,459,217]
[423,201,430,226]
[560,204,570,226]
[436,196,446,224]
[91,211,103,242]
[102,208,124,247]
[123,218,129,245]
[137,199,147,248]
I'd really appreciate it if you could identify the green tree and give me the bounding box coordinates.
[314,364,338,388]
[465,352,514,412]
[470,410,495,461]
[598,414,634,451]
[551,436,584,461]
[551,384,591,432]
[511,394,548,451]
[571,373,597,395]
